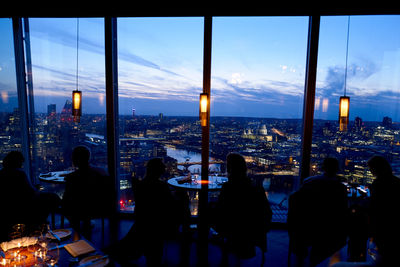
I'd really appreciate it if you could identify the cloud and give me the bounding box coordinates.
[30,21,183,78]
[229,73,243,85]
[318,61,379,98]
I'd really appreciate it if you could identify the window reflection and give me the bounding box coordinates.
[0,19,22,165]
[313,15,400,191]
[27,18,107,196]
[117,17,203,212]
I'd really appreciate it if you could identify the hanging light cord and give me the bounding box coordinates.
[344,16,350,96]
[76,18,79,91]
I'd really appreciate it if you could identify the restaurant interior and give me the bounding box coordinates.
[1,6,400,267]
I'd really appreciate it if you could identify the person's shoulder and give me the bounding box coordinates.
[65,170,79,182]
[392,175,400,183]
[0,168,25,180]
[90,166,108,175]
[303,175,325,184]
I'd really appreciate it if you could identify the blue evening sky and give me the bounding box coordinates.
[1,16,400,122]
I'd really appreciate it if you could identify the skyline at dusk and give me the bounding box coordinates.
[1,16,400,122]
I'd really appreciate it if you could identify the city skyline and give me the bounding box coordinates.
[1,16,400,121]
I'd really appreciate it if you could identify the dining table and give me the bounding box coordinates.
[38,170,73,184]
[167,175,228,191]
[0,227,110,267]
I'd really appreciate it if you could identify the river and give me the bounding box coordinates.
[166,146,221,174]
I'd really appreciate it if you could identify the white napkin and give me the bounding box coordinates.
[0,237,38,252]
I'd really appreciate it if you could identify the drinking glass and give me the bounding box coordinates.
[45,242,59,267]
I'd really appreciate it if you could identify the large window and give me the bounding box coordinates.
[27,18,107,195]
[211,17,309,222]
[312,15,400,191]
[0,19,22,165]
[6,14,400,218]
[117,17,204,212]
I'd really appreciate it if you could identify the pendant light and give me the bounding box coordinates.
[339,16,351,132]
[199,93,209,127]
[72,18,82,122]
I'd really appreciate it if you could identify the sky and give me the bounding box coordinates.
[1,16,400,122]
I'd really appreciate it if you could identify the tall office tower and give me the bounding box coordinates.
[61,100,72,122]
[132,108,136,118]
[47,104,56,122]
[47,104,56,116]
[354,116,363,132]
[382,116,392,128]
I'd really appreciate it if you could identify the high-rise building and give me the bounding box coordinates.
[132,108,136,118]
[383,116,392,128]
[354,116,363,132]
[47,104,56,124]
[47,104,56,116]
[61,100,73,122]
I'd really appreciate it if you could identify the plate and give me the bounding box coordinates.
[46,229,72,240]
[79,255,109,267]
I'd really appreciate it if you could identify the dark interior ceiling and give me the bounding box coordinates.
[2,5,400,18]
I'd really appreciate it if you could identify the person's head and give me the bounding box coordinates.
[2,151,24,169]
[368,156,392,178]
[145,158,166,180]
[72,145,91,169]
[226,153,247,181]
[321,157,340,177]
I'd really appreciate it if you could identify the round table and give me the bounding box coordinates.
[38,171,72,183]
[167,176,228,191]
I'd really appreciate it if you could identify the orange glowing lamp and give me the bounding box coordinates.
[199,93,209,127]
[339,96,350,132]
[72,90,82,122]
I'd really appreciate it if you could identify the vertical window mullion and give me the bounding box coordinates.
[105,17,120,211]
[198,15,212,266]
[12,17,33,184]
[300,15,320,184]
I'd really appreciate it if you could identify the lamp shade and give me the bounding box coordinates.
[72,90,82,122]
[339,96,350,132]
[199,93,209,127]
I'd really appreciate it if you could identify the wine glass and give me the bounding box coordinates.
[9,224,26,240]
[45,241,59,267]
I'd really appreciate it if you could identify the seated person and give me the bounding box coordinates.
[106,158,180,266]
[367,156,400,266]
[62,145,114,233]
[214,153,272,262]
[0,151,60,241]
[288,157,348,266]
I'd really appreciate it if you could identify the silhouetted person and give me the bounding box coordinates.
[288,157,348,266]
[62,145,113,234]
[214,153,272,264]
[0,151,60,241]
[367,156,400,266]
[106,158,179,267]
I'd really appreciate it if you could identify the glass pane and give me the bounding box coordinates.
[117,17,204,212]
[313,15,400,192]
[0,18,22,163]
[211,17,309,222]
[28,18,107,197]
